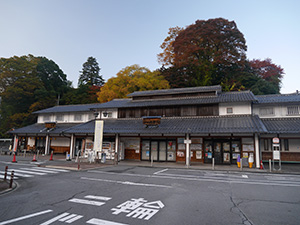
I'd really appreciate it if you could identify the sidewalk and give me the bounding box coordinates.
[1,154,300,174]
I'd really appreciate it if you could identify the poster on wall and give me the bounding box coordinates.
[207,152,212,159]
[168,152,174,161]
[178,144,185,150]
[177,151,185,157]
[196,151,202,159]
[191,144,202,150]
[243,144,254,152]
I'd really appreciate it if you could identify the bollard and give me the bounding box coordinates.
[151,155,153,167]
[212,158,215,170]
[269,159,272,172]
[9,171,14,188]
[240,158,243,171]
[4,166,8,181]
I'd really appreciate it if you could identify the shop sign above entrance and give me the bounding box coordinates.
[45,122,56,129]
[143,116,161,127]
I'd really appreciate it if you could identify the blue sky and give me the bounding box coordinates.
[0,0,299,93]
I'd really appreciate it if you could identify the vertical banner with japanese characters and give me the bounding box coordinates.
[94,120,104,154]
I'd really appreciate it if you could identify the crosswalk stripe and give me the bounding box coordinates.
[8,169,47,176]
[65,215,83,223]
[20,168,58,174]
[38,167,70,172]
[68,198,106,206]
[58,214,78,222]
[0,171,32,178]
[0,174,18,180]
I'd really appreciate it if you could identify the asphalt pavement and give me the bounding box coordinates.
[1,153,300,194]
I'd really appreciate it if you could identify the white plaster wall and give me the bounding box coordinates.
[219,103,251,115]
[288,139,300,152]
[253,104,300,118]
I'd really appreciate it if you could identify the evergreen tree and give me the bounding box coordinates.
[78,57,104,87]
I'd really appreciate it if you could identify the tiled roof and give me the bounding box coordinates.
[93,91,257,109]
[127,85,222,97]
[63,115,267,135]
[9,123,81,135]
[255,93,300,104]
[33,103,101,114]
[262,118,300,134]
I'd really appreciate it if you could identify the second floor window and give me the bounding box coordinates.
[56,114,64,121]
[226,108,233,114]
[74,114,82,121]
[259,107,274,116]
[287,106,300,115]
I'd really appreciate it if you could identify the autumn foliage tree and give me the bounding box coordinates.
[158,18,284,94]
[97,65,170,103]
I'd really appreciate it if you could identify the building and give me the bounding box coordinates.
[9,85,300,168]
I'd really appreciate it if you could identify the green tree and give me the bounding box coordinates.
[97,65,170,103]
[0,55,70,137]
[78,57,104,87]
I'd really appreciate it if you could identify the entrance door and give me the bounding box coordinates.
[159,141,166,161]
[151,141,158,161]
[214,142,222,164]
[75,138,83,156]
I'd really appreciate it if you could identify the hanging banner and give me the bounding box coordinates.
[93,120,104,153]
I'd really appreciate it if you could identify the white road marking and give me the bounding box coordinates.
[8,169,46,176]
[85,195,112,201]
[58,214,83,223]
[86,218,128,225]
[68,198,106,206]
[0,209,53,225]
[87,170,300,187]
[153,168,168,175]
[81,177,172,188]
[20,168,58,174]
[242,175,248,178]
[40,212,69,225]
[0,174,18,180]
[41,167,70,172]
[65,215,83,223]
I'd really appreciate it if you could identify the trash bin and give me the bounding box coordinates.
[101,153,106,163]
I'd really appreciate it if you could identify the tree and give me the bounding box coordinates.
[157,26,184,67]
[158,18,247,87]
[97,65,170,103]
[78,57,104,87]
[248,58,284,93]
[0,55,71,137]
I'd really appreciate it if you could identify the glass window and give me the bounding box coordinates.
[43,115,50,122]
[264,139,269,151]
[227,108,233,114]
[56,114,64,121]
[74,114,82,121]
[287,106,300,115]
[284,139,289,151]
[259,107,274,116]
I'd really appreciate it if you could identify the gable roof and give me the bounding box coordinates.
[63,115,267,135]
[255,93,300,104]
[261,118,300,134]
[92,91,257,109]
[33,103,101,114]
[127,85,222,97]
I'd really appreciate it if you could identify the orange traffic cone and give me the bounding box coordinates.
[12,153,17,163]
[259,160,264,170]
[49,151,53,161]
[32,154,37,162]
